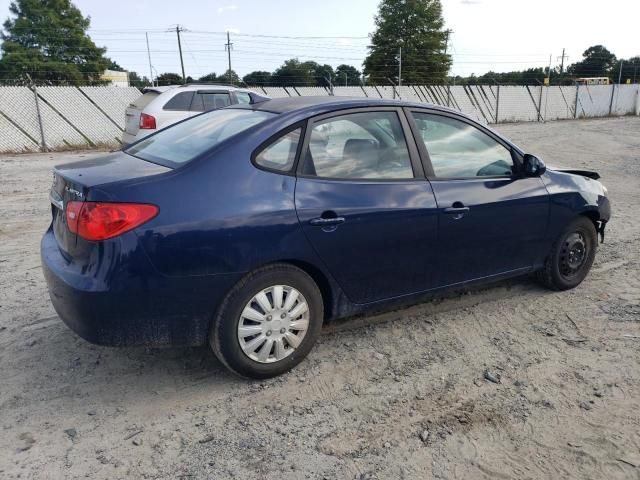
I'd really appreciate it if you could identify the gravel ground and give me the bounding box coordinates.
[0,116,639,479]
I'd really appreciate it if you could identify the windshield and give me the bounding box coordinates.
[125,108,277,167]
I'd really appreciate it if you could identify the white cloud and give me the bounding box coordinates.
[217,4,238,15]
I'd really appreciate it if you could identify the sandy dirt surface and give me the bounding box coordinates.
[1,116,639,479]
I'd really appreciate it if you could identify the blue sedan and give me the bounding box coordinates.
[41,97,611,378]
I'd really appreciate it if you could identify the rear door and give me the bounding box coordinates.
[407,109,549,286]
[294,108,440,304]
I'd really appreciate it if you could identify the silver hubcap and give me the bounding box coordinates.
[237,285,310,363]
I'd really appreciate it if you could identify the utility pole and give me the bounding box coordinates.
[617,60,624,84]
[557,48,568,74]
[398,46,402,88]
[175,25,186,83]
[225,31,234,85]
[145,32,154,86]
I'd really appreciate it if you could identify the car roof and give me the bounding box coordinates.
[142,84,254,94]
[243,95,462,116]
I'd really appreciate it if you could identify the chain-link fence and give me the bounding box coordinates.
[0,83,638,153]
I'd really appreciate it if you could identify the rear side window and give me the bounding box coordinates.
[236,92,252,104]
[125,109,277,168]
[191,93,231,112]
[254,128,302,172]
[163,92,194,111]
[302,111,414,180]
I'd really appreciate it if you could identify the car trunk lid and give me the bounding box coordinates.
[124,90,161,136]
[50,152,171,254]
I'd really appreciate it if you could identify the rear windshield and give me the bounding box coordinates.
[125,108,276,167]
[130,91,159,109]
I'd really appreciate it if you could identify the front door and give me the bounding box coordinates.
[295,109,440,304]
[408,110,549,286]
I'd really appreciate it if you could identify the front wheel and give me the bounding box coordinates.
[209,264,323,379]
[537,216,597,291]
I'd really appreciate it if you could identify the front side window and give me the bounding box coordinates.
[255,128,301,172]
[411,113,514,178]
[125,109,277,167]
[302,111,413,180]
[163,92,194,111]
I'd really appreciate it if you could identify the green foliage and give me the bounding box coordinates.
[243,70,272,85]
[335,64,362,85]
[567,45,617,78]
[197,69,240,84]
[363,0,452,85]
[156,72,183,86]
[128,71,151,89]
[0,0,111,85]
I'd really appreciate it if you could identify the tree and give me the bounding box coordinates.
[0,0,112,85]
[335,64,362,85]
[243,70,272,86]
[156,72,183,86]
[198,72,220,82]
[303,61,334,86]
[107,59,125,72]
[363,0,452,85]
[128,71,150,89]
[271,59,315,86]
[568,45,617,79]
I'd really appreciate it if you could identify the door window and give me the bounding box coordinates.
[411,113,514,178]
[254,128,301,172]
[191,92,231,112]
[302,111,413,179]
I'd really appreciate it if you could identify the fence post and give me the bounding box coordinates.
[608,83,615,116]
[495,84,500,123]
[635,84,640,116]
[32,83,47,152]
[537,85,544,122]
[574,83,579,119]
[447,84,451,107]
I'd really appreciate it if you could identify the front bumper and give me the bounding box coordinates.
[41,227,241,347]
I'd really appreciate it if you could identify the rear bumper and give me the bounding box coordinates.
[41,227,241,347]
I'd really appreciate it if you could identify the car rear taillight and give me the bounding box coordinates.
[139,113,156,129]
[66,202,158,241]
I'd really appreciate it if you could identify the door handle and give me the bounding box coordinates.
[309,216,346,226]
[443,206,470,214]
[444,202,469,219]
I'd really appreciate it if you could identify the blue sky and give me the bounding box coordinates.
[0,0,638,80]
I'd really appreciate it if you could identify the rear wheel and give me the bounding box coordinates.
[210,264,323,379]
[537,216,597,290]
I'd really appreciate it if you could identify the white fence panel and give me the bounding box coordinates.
[361,86,381,98]
[332,86,366,97]
[376,86,396,99]
[611,84,638,115]
[397,86,421,102]
[496,85,539,123]
[38,87,122,144]
[0,113,37,152]
[0,87,87,149]
[261,87,290,98]
[577,85,612,118]
[449,86,487,124]
[294,86,328,96]
[80,86,141,129]
[541,86,576,121]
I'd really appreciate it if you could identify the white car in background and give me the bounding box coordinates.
[122,84,268,145]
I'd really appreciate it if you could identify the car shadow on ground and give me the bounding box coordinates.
[24,275,549,403]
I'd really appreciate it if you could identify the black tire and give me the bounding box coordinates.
[537,216,597,291]
[209,263,323,379]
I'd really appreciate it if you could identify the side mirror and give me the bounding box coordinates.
[522,154,546,177]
